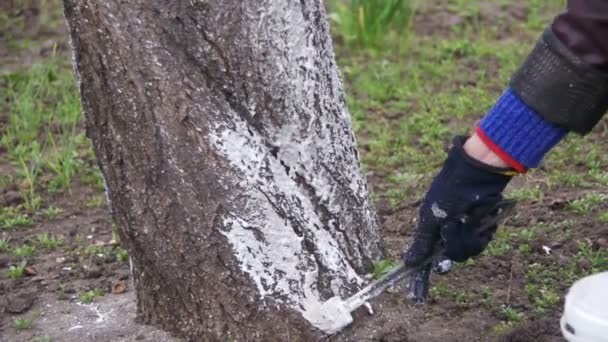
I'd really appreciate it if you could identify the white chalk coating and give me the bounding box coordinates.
[206,0,380,332]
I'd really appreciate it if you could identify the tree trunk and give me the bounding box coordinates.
[63,0,382,340]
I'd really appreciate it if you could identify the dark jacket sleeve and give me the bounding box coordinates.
[508,0,608,134]
[552,0,608,71]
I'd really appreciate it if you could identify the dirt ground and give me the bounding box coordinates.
[2,1,607,341]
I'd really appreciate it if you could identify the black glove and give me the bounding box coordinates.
[403,136,514,302]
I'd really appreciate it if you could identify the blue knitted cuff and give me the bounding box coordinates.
[478,89,568,169]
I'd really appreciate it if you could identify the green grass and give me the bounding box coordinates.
[79,288,104,304]
[328,0,414,50]
[1,57,92,204]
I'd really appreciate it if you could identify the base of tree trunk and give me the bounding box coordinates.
[63,0,383,339]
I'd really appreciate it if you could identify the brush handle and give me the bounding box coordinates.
[344,258,430,311]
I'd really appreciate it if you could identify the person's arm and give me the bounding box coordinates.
[404,0,608,302]
[468,0,608,170]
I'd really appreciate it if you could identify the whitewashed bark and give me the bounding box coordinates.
[63,0,382,339]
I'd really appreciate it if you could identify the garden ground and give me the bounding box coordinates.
[1,0,607,341]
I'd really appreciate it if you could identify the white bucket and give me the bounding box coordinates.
[561,272,608,342]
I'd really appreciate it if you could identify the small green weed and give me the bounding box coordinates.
[0,206,34,229]
[485,229,511,257]
[429,281,454,300]
[492,321,514,336]
[518,244,531,253]
[568,192,608,214]
[507,186,544,202]
[32,336,51,342]
[577,241,608,273]
[83,245,113,256]
[533,286,561,314]
[79,288,104,304]
[0,237,10,252]
[372,259,397,279]
[35,233,63,250]
[84,196,105,209]
[8,260,27,279]
[503,307,524,323]
[13,309,42,331]
[14,317,35,331]
[597,212,608,223]
[518,228,537,241]
[18,157,42,210]
[116,248,129,262]
[13,245,36,258]
[41,206,63,219]
[525,283,538,298]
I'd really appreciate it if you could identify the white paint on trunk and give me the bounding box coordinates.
[211,114,362,311]
[206,1,380,329]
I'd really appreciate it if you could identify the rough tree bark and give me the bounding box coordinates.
[63,0,383,340]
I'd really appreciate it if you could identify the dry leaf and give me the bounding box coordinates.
[112,281,127,294]
[24,266,38,276]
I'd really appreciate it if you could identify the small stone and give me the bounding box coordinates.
[59,267,72,277]
[595,238,608,249]
[56,257,66,263]
[82,265,103,279]
[136,335,145,340]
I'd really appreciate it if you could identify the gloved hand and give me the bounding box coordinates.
[403,136,514,302]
